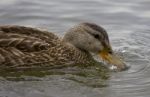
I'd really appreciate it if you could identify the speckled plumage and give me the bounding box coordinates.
[0,25,92,68]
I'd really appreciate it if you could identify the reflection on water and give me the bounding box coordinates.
[0,0,150,97]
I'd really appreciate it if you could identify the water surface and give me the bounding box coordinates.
[0,0,150,97]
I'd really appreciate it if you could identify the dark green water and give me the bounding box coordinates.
[0,0,150,97]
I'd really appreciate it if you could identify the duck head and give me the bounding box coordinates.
[63,22,128,71]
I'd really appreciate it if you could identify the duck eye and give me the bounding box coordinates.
[108,51,113,54]
[94,34,100,39]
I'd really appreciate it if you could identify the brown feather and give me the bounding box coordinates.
[0,25,91,68]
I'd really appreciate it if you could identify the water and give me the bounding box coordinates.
[0,0,150,97]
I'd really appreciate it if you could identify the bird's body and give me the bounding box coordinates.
[0,25,92,68]
[0,23,127,71]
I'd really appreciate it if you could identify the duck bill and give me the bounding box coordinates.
[99,50,126,71]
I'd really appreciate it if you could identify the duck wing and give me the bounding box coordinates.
[0,25,59,52]
[0,25,59,67]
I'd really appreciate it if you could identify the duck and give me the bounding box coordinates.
[0,22,127,71]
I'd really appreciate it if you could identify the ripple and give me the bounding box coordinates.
[104,30,150,97]
[0,0,150,97]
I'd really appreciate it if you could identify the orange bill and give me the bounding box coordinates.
[99,49,127,71]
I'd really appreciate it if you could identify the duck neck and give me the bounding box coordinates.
[62,40,94,64]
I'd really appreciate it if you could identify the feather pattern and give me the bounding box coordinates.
[0,25,92,68]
